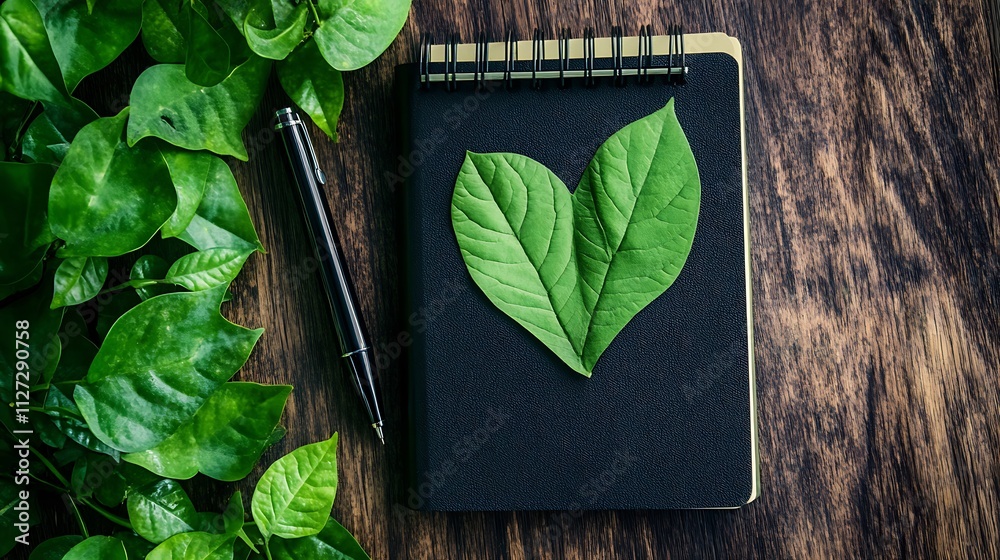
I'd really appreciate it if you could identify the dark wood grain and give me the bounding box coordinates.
[15,0,1000,558]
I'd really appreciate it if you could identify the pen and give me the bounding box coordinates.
[274,107,385,444]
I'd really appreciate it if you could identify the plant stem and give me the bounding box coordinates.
[28,472,69,493]
[30,446,71,488]
[96,278,167,296]
[28,382,49,392]
[80,497,134,531]
[306,0,322,25]
[67,495,90,538]
[264,538,274,560]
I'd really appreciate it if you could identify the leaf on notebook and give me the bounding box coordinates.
[451,98,701,376]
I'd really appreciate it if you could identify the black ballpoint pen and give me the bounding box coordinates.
[274,107,385,444]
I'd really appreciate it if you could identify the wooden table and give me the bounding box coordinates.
[32,0,1000,558]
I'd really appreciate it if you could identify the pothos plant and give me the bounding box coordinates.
[0,0,411,558]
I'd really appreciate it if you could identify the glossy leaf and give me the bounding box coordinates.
[141,0,185,63]
[166,247,252,291]
[22,98,99,165]
[44,384,121,459]
[313,0,411,71]
[185,0,232,86]
[0,162,55,284]
[127,479,200,543]
[452,99,701,375]
[51,256,107,308]
[0,0,69,104]
[252,433,339,540]
[74,287,263,452]
[127,56,271,160]
[35,0,143,91]
[146,531,237,560]
[131,254,174,300]
[244,1,308,61]
[62,536,127,560]
[175,155,264,252]
[268,517,371,560]
[277,39,344,139]
[28,535,84,560]
[48,109,177,257]
[123,382,291,481]
[160,149,211,236]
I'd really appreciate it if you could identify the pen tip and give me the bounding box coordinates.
[374,424,385,445]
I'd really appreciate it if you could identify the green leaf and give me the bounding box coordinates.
[71,451,122,499]
[146,531,237,560]
[223,490,245,534]
[185,0,233,86]
[451,99,701,375]
[127,56,270,160]
[141,0,186,63]
[51,308,96,383]
[95,288,140,341]
[127,479,200,543]
[244,1,308,61]
[0,0,69,104]
[114,531,157,560]
[161,149,211,237]
[166,247,252,291]
[123,382,291,481]
[174,155,264,252]
[94,469,128,507]
[277,39,344,139]
[28,535,85,560]
[34,0,143,91]
[0,92,31,157]
[0,258,44,301]
[74,287,263,452]
[62,536,127,560]
[0,162,55,284]
[48,108,177,257]
[22,98,98,165]
[252,433,339,540]
[131,254,175,300]
[51,256,108,308]
[44,384,121,458]
[268,517,371,560]
[313,0,411,71]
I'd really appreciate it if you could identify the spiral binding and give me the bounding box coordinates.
[531,29,545,89]
[418,24,686,88]
[559,27,571,88]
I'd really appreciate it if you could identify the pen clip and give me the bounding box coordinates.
[300,124,327,185]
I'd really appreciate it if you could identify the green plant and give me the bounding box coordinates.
[451,99,701,376]
[0,0,410,557]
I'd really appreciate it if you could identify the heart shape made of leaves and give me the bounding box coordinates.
[451,99,701,376]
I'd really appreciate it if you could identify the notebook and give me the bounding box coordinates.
[395,28,758,510]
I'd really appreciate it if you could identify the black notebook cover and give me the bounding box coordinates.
[397,33,758,510]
